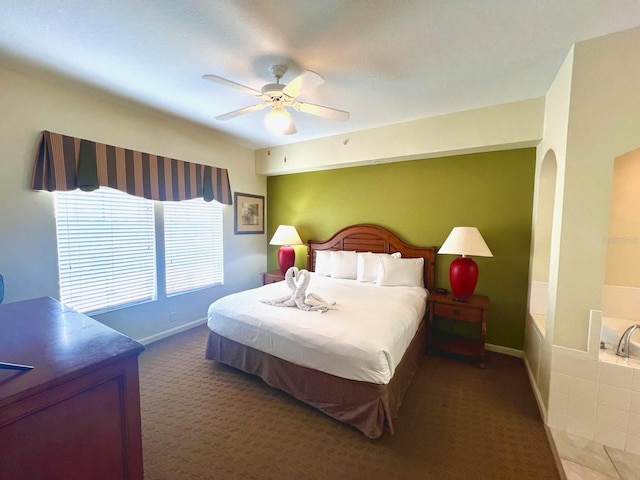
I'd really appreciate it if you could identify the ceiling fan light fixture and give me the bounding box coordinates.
[264,106,292,135]
[204,64,348,134]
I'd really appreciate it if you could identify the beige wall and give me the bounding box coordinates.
[524,26,640,421]
[524,46,575,412]
[605,148,640,286]
[255,98,544,174]
[0,63,266,341]
[525,27,640,421]
[551,27,640,350]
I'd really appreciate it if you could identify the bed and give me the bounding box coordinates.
[205,224,436,438]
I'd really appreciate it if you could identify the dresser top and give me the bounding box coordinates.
[0,297,144,406]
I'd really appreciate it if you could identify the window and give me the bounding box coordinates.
[55,188,156,314]
[54,188,224,314]
[164,198,224,295]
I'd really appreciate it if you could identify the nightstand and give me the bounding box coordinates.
[262,270,285,285]
[427,291,490,368]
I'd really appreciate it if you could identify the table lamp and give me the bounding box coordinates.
[269,225,303,274]
[438,226,493,301]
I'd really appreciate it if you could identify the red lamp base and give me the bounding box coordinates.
[449,256,479,300]
[277,245,296,275]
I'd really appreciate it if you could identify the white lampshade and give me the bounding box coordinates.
[269,225,302,246]
[264,107,292,135]
[438,227,493,258]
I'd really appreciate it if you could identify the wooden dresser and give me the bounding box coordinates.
[0,297,145,479]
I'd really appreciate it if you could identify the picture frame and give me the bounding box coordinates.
[234,192,265,234]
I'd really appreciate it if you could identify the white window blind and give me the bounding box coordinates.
[54,187,156,314]
[164,198,224,295]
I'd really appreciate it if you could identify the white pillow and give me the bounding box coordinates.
[330,251,358,279]
[376,256,424,287]
[314,250,332,276]
[356,252,401,283]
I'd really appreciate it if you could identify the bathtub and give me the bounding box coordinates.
[601,316,640,358]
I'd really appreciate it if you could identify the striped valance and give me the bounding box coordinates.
[31,131,232,204]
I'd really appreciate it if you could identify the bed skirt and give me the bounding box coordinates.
[204,319,426,439]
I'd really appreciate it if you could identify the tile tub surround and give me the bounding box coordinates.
[529,283,640,348]
[529,280,549,314]
[602,316,640,358]
[600,285,640,359]
[526,284,640,474]
[548,336,640,455]
[529,280,549,335]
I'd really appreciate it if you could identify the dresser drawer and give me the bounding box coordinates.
[433,302,483,322]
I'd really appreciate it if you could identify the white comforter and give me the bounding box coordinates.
[207,274,428,384]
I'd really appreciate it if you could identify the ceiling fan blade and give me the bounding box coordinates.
[202,74,262,96]
[215,103,265,121]
[292,102,350,121]
[282,70,324,98]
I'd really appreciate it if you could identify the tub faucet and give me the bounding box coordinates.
[616,324,640,357]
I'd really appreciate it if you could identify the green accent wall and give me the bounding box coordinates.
[266,148,535,350]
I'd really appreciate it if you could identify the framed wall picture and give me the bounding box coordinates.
[234,192,265,234]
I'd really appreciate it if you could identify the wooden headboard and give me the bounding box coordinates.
[306,224,437,292]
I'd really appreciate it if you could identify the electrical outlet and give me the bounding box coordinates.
[169,312,177,322]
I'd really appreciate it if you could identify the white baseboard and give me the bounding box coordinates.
[137,317,208,346]
[485,343,546,421]
[485,343,523,358]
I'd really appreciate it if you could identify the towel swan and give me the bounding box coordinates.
[263,267,335,313]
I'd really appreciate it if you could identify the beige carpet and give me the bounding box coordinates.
[139,325,560,480]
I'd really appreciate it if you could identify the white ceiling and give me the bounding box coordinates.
[2,1,640,150]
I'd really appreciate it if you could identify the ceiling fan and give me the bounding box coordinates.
[203,64,349,135]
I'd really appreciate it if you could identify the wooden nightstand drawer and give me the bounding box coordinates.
[433,302,482,322]
[262,270,285,285]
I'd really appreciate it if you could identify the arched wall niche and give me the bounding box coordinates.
[524,148,558,401]
[532,150,557,284]
[528,149,557,335]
